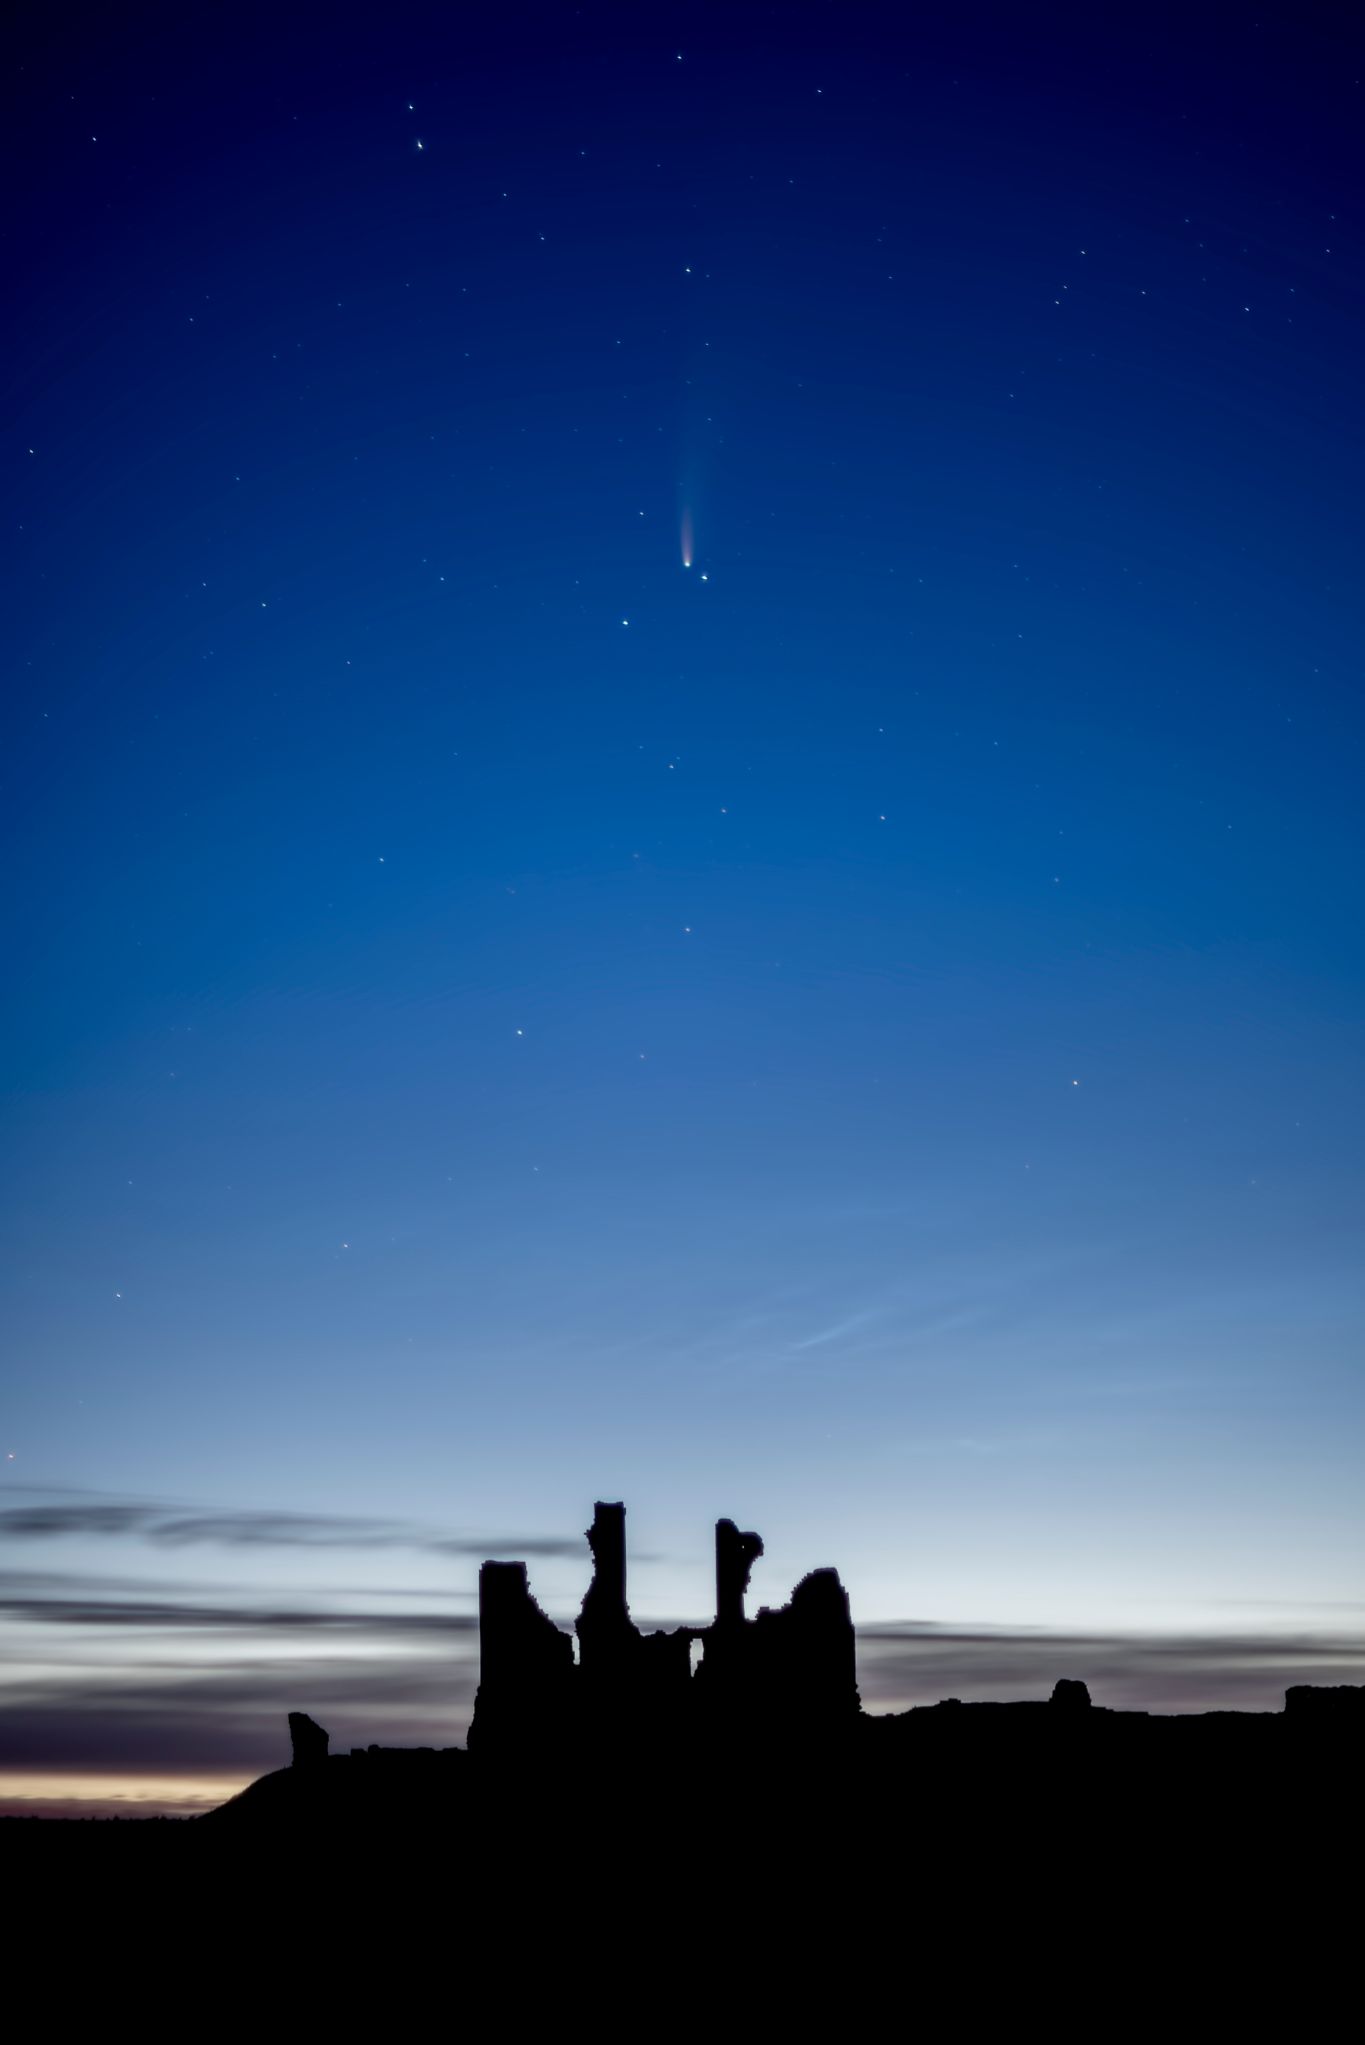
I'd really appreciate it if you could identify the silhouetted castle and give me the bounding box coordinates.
[207,1497,1365,1835]
[467,1501,859,1759]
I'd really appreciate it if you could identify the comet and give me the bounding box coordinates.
[680,508,694,569]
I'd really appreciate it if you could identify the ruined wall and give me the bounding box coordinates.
[467,1559,576,1756]
[694,1526,860,1736]
[751,1567,861,1729]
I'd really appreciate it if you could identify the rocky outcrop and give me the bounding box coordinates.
[288,1711,330,1767]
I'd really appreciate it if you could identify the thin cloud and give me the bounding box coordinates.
[0,1594,478,1635]
[0,1568,475,1602]
[0,1495,587,1560]
[789,1305,889,1353]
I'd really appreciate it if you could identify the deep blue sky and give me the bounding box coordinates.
[3,3,1364,1807]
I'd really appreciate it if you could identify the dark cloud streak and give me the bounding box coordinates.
[0,1495,586,1559]
[0,1594,478,1634]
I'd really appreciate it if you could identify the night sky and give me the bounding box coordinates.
[4,4,1364,1813]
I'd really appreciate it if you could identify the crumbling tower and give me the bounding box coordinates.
[577,1500,632,1678]
[714,1518,765,1631]
[576,1499,692,1734]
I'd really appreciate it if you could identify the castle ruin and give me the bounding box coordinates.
[467,1501,860,1758]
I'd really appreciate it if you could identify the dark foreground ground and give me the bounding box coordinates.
[5,1702,1355,2024]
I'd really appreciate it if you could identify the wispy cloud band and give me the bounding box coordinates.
[0,1493,585,1559]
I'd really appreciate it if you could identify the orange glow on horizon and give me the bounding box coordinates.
[0,1769,250,1814]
